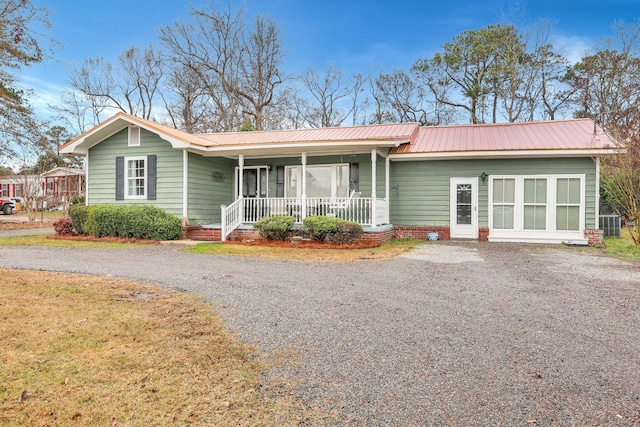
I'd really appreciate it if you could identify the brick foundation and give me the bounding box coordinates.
[360,227,395,244]
[182,226,221,241]
[478,227,489,241]
[392,225,451,240]
[584,229,604,246]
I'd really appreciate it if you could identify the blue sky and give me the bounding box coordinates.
[22,0,640,122]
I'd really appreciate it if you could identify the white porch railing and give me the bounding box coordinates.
[221,197,390,240]
[221,198,243,241]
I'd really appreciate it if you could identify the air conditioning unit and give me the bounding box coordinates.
[599,215,621,237]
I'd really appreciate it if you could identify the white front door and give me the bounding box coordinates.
[450,177,478,239]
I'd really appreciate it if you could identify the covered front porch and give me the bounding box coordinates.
[220,149,391,241]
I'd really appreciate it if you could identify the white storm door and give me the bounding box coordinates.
[450,177,478,239]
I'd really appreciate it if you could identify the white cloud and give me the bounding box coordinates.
[17,73,68,122]
[552,34,593,64]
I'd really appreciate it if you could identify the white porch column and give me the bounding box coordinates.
[385,154,390,200]
[301,152,307,220]
[182,150,189,224]
[371,149,377,226]
[238,154,244,200]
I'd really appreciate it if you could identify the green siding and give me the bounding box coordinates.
[187,153,234,224]
[88,128,183,216]
[390,157,597,228]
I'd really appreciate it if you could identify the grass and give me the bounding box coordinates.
[0,234,147,248]
[10,210,63,220]
[187,238,424,262]
[0,269,306,426]
[603,228,640,261]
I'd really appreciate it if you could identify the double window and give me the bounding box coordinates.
[285,164,349,198]
[490,175,584,233]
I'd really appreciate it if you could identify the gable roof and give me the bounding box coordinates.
[59,112,204,155]
[390,119,620,159]
[194,122,419,147]
[59,112,620,159]
[41,167,85,178]
[59,112,417,157]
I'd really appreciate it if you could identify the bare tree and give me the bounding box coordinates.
[160,4,284,131]
[161,64,218,133]
[295,65,370,128]
[67,45,164,121]
[372,69,444,125]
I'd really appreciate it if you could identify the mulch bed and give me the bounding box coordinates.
[226,238,380,249]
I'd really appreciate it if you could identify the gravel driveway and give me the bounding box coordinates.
[1,242,639,426]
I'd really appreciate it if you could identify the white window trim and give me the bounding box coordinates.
[285,163,349,198]
[125,156,147,199]
[128,126,140,147]
[488,174,586,243]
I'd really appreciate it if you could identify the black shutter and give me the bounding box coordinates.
[115,156,124,200]
[349,163,359,192]
[147,155,157,200]
[276,166,285,197]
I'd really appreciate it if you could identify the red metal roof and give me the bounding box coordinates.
[193,122,420,147]
[391,119,620,154]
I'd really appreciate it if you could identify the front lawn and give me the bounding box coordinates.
[0,269,304,426]
[603,228,640,261]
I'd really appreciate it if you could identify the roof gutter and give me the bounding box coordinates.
[389,148,623,161]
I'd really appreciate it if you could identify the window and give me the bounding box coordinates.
[1,183,7,197]
[15,184,21,197]
[126,157,146,198]
[492,178,515,229]
[285,164,349,198]
[116,155,155,201]
[523,178,547,230]
[128,126,140,147]
[556,178,580,231]
[489,175,584,235]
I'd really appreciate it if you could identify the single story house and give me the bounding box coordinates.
[59,112,620,245]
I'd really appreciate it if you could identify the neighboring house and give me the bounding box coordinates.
[59,112,620,245]
[0,167,85,210]
[0,176,25,199]
[41,167,86,209]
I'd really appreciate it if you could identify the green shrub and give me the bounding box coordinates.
[84,206,106,237]
[68,204,91,235]
[253,215,295,240]
[84,205,182,240]
[303,216,340,241]
[326,221,363,244]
